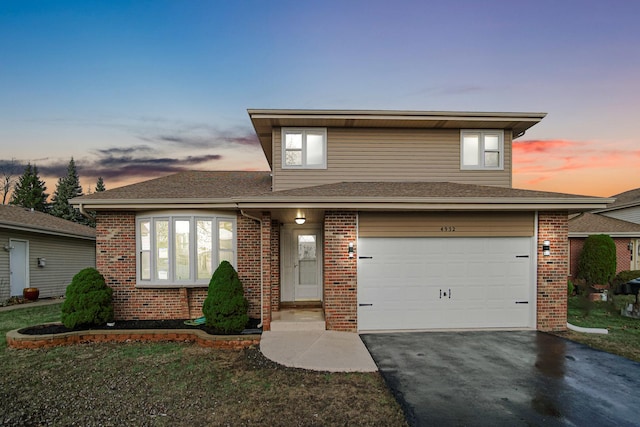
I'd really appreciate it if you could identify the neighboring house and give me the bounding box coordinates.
[593,188,640,224]
[568,190,640,277]
[72,109,612,333]
[0,204,96,300]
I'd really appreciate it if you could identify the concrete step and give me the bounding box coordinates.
[270,308,326,331]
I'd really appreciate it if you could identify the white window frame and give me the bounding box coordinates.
[136,212,237,287]
[460,130,504,170]
[282,127,327,169]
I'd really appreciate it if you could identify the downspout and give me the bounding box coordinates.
[77,203,96,221]
[240,210,264,328]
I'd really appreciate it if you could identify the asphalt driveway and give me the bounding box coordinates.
[361,331,640,427]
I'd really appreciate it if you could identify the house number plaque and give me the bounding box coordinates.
[440,226,456,232]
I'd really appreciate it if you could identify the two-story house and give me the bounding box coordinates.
[72,109,612,333]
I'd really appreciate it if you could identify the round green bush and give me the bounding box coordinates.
[61,267,114,329]
[576,234,617,286]
[202,261,249,333]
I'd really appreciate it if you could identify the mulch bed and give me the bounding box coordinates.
[18,318,262,336]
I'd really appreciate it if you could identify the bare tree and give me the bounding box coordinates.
[0,158,20,204]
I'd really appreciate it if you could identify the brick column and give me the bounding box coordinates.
[324,211,358,332]
[270,219,280,312]
[537,211,569,332]
[261,212,272,331]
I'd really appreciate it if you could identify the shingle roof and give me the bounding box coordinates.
[569,212,640,235]
[607,188,640,208]
[249,181,599,200]
[0,204,96,239]
[72,171,610,210]
[76,171,272,201]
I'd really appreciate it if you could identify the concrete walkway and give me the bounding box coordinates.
[260,330,378,372]
[0,298,63,312]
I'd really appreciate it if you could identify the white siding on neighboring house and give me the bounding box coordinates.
[0,229,95,300]
[601,206,640,225]
[272,128,513,191]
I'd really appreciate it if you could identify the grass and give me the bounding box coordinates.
[0,304,407,426]
[557,294,640,362]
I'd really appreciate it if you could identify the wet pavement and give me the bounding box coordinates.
[361,331,640,426]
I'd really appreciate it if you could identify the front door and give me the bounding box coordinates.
[281,225,323,302]
[293,229,322,300]
[9,239,28,297]
[633,239,640,271]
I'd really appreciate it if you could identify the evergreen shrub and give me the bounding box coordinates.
[61,267,114,329]
[202,261,249,333]
[576,234,617,286]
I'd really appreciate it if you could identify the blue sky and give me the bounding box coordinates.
[1,0,639,196]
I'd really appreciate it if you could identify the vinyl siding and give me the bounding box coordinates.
[272,128,512,191]
[0,229,95,300]
[601,207,640,225]
[358,212,535,237]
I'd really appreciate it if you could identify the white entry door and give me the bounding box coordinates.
[358,237,534,331]
[9,239,29,296]
[293,229,322,300]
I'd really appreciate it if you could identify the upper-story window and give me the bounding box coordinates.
[137,213,236,286]
[282,128,327,169]
[460,130,504,170]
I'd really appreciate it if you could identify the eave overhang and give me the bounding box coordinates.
[569,231,640,238]
[76,197,612,213]
[248,109,547,166]
[0,223,96,240]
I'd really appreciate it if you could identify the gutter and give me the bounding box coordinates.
[240,210,264,329]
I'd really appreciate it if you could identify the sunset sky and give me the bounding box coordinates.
[1,0,639,198]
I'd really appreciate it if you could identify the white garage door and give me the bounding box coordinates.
[357,237,535,331]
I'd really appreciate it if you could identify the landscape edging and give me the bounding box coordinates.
[6,325,260,350]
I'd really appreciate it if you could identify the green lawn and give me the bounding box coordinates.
[559,295,640,362]
[0,303,407,426]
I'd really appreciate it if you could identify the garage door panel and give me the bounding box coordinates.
[358,237,534,331]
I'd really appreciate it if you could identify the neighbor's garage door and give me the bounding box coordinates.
[357,236,535,331]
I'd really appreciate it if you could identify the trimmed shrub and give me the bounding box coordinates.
[202,261,249,333]
[61,267,113,329]
[576,234,616,286]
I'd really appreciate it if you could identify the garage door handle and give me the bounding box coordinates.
[359,256,373,259]
[359,303,373,307]
[516,255,529,258]
[515,301,529,304]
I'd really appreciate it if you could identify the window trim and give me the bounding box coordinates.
[281,127,327,169]
[136,213,237,287]
[460,130,504,170]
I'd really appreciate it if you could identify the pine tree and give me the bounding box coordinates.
[95,176,106,192]
[50,158,84,223]
[10,163,49,211]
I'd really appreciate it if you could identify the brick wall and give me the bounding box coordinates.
[96,211,262,321]
[323,211,358,332]
[569,237,633,280]
[537,211,569,332]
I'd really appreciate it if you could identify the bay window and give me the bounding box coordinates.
[137,214,236,286]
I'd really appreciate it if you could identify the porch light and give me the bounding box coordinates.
[348,242,354,258]
[628,241,634,252]
[542,240,551,256]
[295,216,306,225]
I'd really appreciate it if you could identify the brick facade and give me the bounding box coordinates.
[569,237,634,280]
[323,211,358,332]
[537,211,569,332]
[96,211,262,321]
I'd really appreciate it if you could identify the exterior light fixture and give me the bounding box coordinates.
[542,240,551,256]
[348,242,354,258]
[628,241,634,252]
[295,216,306,225]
